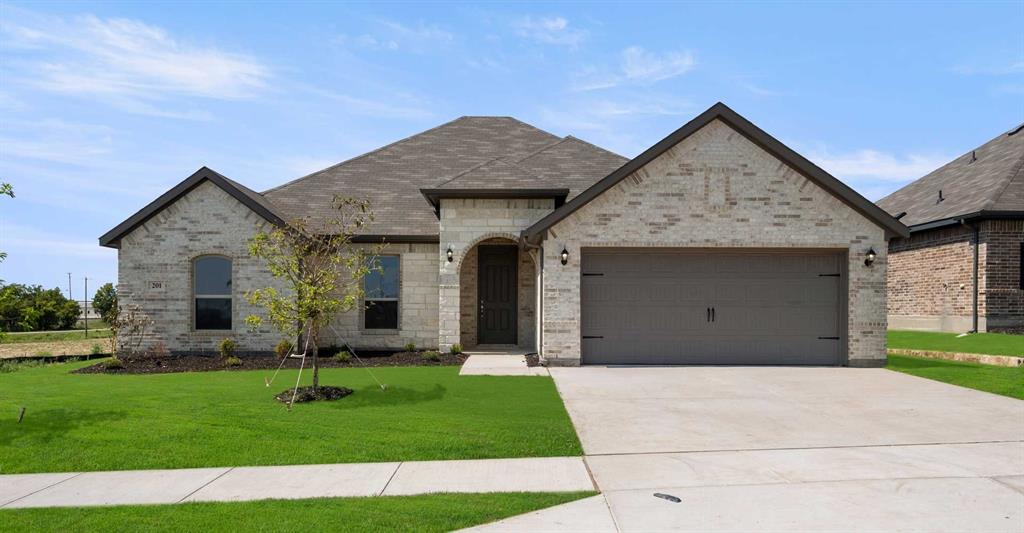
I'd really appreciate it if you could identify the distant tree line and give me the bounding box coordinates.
[0,283,81,332]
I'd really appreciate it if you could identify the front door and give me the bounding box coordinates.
[478,245,518,344]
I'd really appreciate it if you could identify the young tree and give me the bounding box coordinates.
[92,282,118,323]
[0,182,13,263]
[246,196,381,394]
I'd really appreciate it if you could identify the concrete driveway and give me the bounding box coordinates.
[547,367,1024,532]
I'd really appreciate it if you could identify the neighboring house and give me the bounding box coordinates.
[878,125,1023,333]
[100,103,907,367]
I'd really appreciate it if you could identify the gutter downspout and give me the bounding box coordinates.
[960,219,980,333]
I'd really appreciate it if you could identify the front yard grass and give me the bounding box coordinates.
[887,354,1024,400]
[887,330,1024,356]
[0,360,582,474]
[0,492,595,533]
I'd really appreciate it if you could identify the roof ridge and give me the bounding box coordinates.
[562,135,629,161]
[514,136,574,162]
[984,141,1024,211]
[262,116,470,195]
[434,156,542,189]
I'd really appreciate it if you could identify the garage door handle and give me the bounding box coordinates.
[711,307,715,322]
[706,308,710,322]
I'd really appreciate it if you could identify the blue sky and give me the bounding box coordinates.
[1,1,1022,296]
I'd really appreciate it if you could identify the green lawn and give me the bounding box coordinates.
[0,328,112,344]
[888,330,1024,356]
[0,360,582,474]
[887,354,1024,400]
[0,492,595,533]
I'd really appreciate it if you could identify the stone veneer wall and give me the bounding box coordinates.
[541,119,890,366]
[887,225,978,332]
[458,240,536,349]
[117,181,283,355]
[321,242,439,350]
[439,198,552,352]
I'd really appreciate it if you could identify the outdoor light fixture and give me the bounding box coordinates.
[864,247,877,267]
[446,246,454,263]
[560,247,569,265]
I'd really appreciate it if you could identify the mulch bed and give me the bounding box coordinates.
[525,354,541,367]
[74,351,468,375]
[274,385,353,404]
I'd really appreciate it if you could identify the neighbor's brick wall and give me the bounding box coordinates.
[542,118,889,366]
[439,198,552,351]
[981,219,1023,329]
[117,181,283,355]
[322,243,439,351]
[886,226,977,329]
[886,219,1022,332]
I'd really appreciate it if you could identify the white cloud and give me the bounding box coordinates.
[808,148,951,183]
[0,222,116,260]
[513,16,587,48]
[572,46,696,91]
[621,46,695,83]
[1,9,270,116]
[300,86,434,120]
[335,20,453,53]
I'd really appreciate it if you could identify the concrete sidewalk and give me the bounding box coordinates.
[0,456,593,509]
[459,352,548,376]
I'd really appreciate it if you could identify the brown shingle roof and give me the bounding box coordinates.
[262,116,624,237]
[877,124,1024,228]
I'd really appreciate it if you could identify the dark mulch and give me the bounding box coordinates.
[73,351,468,375]
[525,354,541,367]
[274,385,353,404]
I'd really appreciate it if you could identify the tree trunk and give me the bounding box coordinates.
[311,328,320,392]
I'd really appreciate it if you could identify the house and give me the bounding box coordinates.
[877,125,1024,333]
[99,102,908,366]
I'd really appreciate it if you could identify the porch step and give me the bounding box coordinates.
[459,354,548,376]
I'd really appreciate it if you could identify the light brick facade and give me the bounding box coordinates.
[117,181,283,355]
[539,119,889,366]
[888,219,1023,332]
[438,198,552,352]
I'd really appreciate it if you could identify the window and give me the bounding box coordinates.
[194,256,232,330]
[1020,242,1023,290]
[364,256,399,329]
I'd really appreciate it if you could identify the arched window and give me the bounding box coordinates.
[194,256,232,330]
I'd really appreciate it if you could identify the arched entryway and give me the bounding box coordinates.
[457,237,537,350]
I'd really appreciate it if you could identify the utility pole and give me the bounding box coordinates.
[84,276,89,338]
[67,273,72,300]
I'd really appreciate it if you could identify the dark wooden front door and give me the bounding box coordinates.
[478,245,518,344]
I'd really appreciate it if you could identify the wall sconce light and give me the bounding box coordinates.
[560,246,569,266]
[446,246,454,263]
[864,247,877,267]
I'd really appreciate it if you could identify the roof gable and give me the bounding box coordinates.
[877,124,1024,228]
[523,102,910,242]
[99,167,284,248]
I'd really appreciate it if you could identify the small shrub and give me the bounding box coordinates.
[104,357,124,370]
[219,338,238,359]
[225,356,242,367]
[404,342,417,353]
[33,350,52,357]
[321,344,342,357]
[274,339,293,359]
[421,350,442,362]
[90,344,104,355]
[450,343,463,355]
[334,350,351,363]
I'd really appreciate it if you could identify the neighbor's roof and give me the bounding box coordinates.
[523,102,910,242]
[877,124,1024,229]
[262,117,626,238]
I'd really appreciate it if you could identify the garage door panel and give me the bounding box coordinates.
[581,249,842,366]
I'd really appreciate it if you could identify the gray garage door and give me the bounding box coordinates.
[581,249,843,365]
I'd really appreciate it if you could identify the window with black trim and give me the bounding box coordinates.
[364,256,399,329]
[194,256,232,330]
